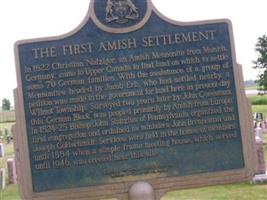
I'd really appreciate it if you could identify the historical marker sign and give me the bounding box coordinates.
[14,1,255,199]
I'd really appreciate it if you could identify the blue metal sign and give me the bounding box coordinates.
[15,0,248,194]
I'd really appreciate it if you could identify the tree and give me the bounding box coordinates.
[253,35,267,93]
[2,98,11,111]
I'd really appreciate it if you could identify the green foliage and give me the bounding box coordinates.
[256,71,267,92]
[253,35,267,91]
[1,98,11,111]
[249,95,267,105]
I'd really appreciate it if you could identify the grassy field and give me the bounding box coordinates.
[0,142,17,199]
[245,86,259,90]
[252,106,267,119]
[248,96,267,106]
[163,183,267,200]
[0,184,19,200]
[249,93,267,119]
[2,179,267,200]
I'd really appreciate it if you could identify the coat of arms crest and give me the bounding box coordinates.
[106,0,139,24]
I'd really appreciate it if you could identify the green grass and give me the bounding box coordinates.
[0,184,20,200]
[252,105,267,119]
[4,143,14,157]
[0,143,15,170]
[245,85,258,90]
[248,95,267,105]
[2,183,267,200]
[163,183,267,200]
[249,95,267,119]
[0,137,18,200]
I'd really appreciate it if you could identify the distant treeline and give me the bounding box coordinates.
[245,80,257,87]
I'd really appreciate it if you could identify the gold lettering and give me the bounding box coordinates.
[98,38,137,51]
[62,43,93,56]
[32,47,58,59]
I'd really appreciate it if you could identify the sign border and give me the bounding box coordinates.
[14,1,256,199]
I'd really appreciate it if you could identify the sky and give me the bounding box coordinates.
[0,0,266,105]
